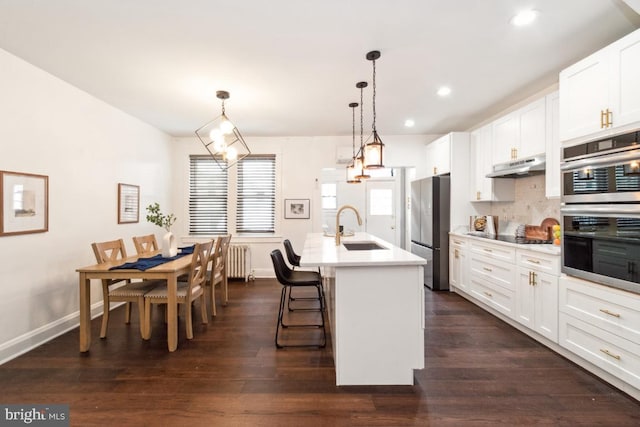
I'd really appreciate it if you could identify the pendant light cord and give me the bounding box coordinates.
[359,85,364,149]
[372,58,377,132]
[352,106,356,157]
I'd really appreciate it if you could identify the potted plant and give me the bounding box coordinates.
[146,203,177,257]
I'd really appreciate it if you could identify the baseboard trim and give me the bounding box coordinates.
[0,301,107,365]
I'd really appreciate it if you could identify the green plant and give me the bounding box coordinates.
[145,203,176,232]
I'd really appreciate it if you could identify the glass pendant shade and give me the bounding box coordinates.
[346,162,360,183]
[364,131,384,169]
[195,91,250,170]
[353,147,370,180]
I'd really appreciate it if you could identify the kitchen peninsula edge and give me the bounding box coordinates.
[300,232,426,386]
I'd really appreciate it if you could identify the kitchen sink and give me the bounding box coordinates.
[342,241,387,251]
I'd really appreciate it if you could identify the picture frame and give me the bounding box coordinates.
[118,183,139,224]
[284,198,310,219]
[0,170,49,237]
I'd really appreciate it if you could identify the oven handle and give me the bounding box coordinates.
[561,204,640,217]
[561,148,640,172]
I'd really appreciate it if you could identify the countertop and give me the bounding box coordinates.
[300,232,427,267]
[450,231,561,256]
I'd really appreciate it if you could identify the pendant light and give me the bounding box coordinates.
[195,90,251,170]
[354,81,370,180]
[346,102,361,184]
[364,50,384,169]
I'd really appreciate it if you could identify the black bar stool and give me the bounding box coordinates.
[270,249,326,348]
[283,239,325,311]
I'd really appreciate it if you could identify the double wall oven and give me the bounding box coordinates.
[561,130,640,294]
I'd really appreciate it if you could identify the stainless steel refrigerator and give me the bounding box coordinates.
[410,176,450,290]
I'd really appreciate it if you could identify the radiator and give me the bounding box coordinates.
[227,244,251,281]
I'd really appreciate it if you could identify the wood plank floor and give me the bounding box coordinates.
[1,278,639,426]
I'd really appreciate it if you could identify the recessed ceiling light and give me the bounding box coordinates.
[404,119,415,128]
[511,9,538,27]
[437,86,451,97]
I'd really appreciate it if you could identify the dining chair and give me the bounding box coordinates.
[205,234,231,317]
[144,240,212,340]
[91,238,159,339]
[133,234,158,255]
[270,249,326,348]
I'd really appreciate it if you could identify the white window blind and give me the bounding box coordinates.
[237,155,276,233]
[189,155,228,235]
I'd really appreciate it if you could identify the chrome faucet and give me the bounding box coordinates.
[335,205,363,246]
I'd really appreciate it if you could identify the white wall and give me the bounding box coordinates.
[170,134,430,278]
[0,49,173,363]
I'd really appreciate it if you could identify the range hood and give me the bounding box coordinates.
[486,154,546,178]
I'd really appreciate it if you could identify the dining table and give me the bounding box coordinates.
[76,250,193,352]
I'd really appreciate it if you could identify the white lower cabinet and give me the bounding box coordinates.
[559,275,640,390]
[449,236,468,292]
[515,249,560,343]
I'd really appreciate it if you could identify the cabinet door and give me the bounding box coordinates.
[431,135,451,176]
[559,49,609,142]
[424,143,435,178]
[450,242,468,292]
[610,30,640,129]
[516,267,536,329]
[518,97,546,159]
[545,91,560,198]
[470,125,492,201]
[534,270,558,342]
[492,112,519,164]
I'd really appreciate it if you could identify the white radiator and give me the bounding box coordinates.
[227,244,251,281]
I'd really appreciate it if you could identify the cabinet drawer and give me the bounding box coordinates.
[559,275,640,344]
[450,236,468,248]
[560,312,640,390]
[469,276,515,319]
[470,240,515,263]
[517,249,560,275]
[469,254,516,291]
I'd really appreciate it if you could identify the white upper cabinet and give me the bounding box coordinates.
[545,91,560,198]
[470,124,515,202]
[425,133,452,177]
[492,97,546,164]
[560,28,640,143]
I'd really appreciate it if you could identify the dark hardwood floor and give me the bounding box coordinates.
[1,278,639,426]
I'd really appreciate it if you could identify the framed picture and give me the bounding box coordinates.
[0,170,49,236]
[118,183,139,224]
[284,198,310,219]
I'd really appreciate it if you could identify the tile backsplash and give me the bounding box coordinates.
[491,174,561,225]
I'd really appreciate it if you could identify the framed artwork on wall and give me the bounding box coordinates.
[118,183,139,224]
[284,199,310,219]
[0,170,49,236]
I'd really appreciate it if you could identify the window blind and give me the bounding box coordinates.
[237,155,276,233]
[189,155,228,234]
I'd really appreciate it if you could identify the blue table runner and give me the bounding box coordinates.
[109,245,195,271]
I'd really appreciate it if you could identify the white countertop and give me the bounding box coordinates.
[450,231,561,256]
[300,232,427,267]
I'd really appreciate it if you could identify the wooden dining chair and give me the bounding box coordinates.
[132,234,158,255]
[91,239,159,338]
[143,240,212,340]
[204,235,227,317]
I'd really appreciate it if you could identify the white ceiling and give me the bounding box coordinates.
[1,0,639,138]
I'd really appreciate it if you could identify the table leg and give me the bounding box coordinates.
[167,274,178,351]
[79,273,91,352]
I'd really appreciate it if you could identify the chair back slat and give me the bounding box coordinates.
[91,239,128,287]
[133,234,158,254]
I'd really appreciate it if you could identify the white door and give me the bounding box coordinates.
[365,179,399,245]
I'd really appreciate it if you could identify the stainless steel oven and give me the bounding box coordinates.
[561,130,640,294]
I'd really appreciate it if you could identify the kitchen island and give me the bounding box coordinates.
[300,232,426,386]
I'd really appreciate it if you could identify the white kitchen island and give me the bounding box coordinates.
[300,232,426,386]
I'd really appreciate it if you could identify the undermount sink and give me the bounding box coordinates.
[342,241,388,251]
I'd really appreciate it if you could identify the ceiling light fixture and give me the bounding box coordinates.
[511,9,538,27]
[195,90,250,170]
[364,50,384,169]
[346,102,361,184]
[404,119,415,128]
[354,81,370,180]
[437,86,452,97]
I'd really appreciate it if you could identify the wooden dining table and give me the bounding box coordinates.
[76,251,193,352]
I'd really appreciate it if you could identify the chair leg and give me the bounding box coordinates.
[223,271,229,306]
[200,295,208,324]
[276,285,326,349]
[124,302,132,324]
[144,299,152,339]
[210,284,217,318]
[100,299,110,339]
[136,296,146,339]
[185,300,193,340]
[275,285,288,348]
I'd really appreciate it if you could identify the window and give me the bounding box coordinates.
[321,183,337,209]
[189,156,228,235]
[237,155,276,233]
[189,154,276,235]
